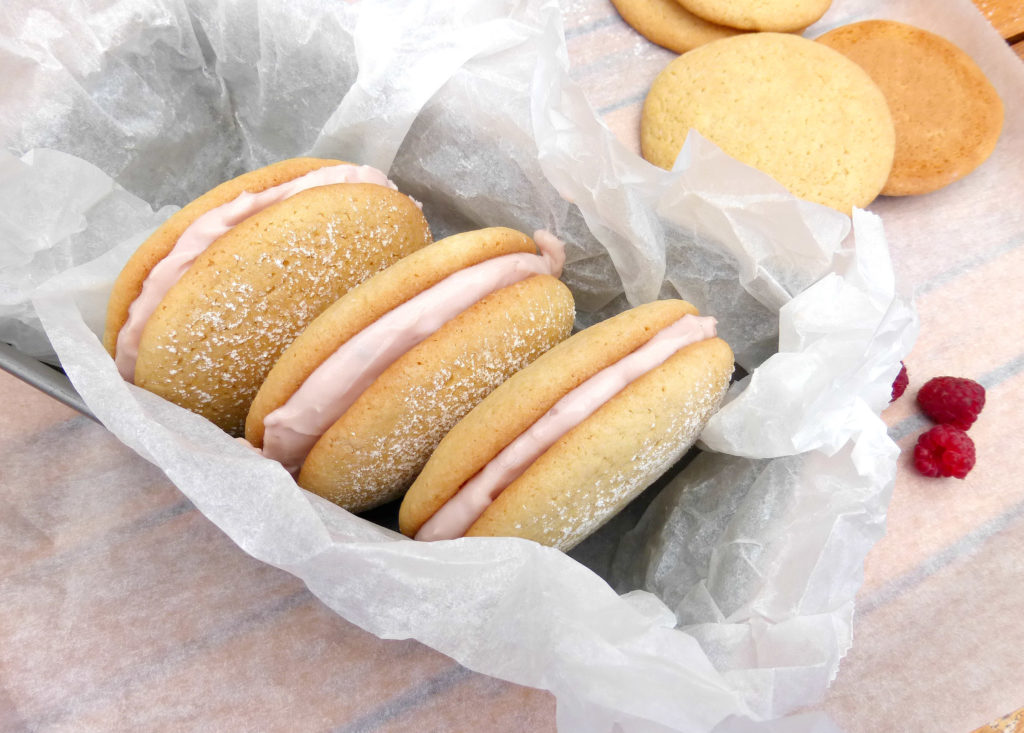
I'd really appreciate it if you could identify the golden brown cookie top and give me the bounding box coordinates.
[817,20,1004,196]
[464,336,734,550]
[134,183,432,435]
[641,32,895,214]
[103,158,347,356]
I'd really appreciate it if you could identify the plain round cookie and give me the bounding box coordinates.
[641,33,895,213]
[817,20,1004,196]
[103,158,345,357]
[676,0,830,31]
[297,274,575,513]
[611,0,746,54]
[245,227,540,448]
[134,183,432,436]
[399,299,700,538]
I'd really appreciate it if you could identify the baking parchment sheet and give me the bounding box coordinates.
[0,0,944,729]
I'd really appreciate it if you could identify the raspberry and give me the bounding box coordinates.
[916,376,986,429]
[913,425,976,479]
[890,362,909,402]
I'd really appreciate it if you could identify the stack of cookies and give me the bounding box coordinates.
[617,1,1004,212]
[104,159,736,552]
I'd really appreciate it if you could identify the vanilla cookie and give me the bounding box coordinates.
[817,20,1004,196]
[112,160,431,435]
[611,0,746,54]
[641,33,895,213]
[400,300,734,551]
[676,0,830,32]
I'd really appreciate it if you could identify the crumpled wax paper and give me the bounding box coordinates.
[3,0,919,730]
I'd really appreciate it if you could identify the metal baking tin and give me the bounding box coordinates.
[0,342,95,421]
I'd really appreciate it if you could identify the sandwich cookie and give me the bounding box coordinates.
[399,300,734,551]
[246,227,575,513]
[104,158,432,435]
[641,33,895,214]
[817,20,1004,196]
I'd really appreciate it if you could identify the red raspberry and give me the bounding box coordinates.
[890,362,909,402]
[916,376,986,429]
[914,425,976,479]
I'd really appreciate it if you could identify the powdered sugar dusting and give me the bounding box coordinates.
[138,194,426,435]
[314,282,573,512]
[542,365,730,551]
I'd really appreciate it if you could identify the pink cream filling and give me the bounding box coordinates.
[115,163,399,382]
[259,230,567,475]
[414,313,718,542]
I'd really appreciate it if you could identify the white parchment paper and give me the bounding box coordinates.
[14,0,1015,729]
